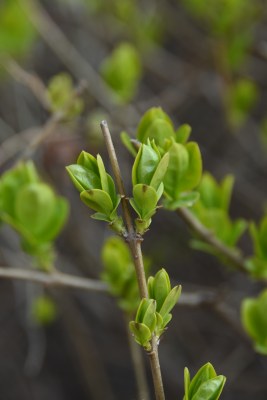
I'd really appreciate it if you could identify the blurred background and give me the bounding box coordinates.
[1,0,267,399]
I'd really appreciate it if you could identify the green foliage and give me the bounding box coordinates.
[225,79,258,128]
[101,236,140,312]
[0,162,69,270]
[100,42,142,103]
[123,107,202,209]
[137,107,175,149]
[32,295,57,325]
[191,173,246,254]
[66,151,124,233]
[130,140,169,233]
[148,268,181,335]
[241,289,267,355]
[0,1,36,57]
[129,269,181,350]
[46,73,84,118]
[246,215,267,278]
[183,362,226,400]
[163,141,202,209]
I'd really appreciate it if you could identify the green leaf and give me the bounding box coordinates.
[163,192,200,210]
[164,142,189,199]
[32,295,57,326]
[15,183,56,236]
[77,151,99,174]
[137,107,173,144]
[220,175,234,212]
[142,300,157,332]
[66,164,101,192]
[152,269,171,311]
[135,144,161,186]
[241,290,267,354]
[129,321,152,349]
[184,367,191,400]
[0,2,36,57]
[80,189,114,216]
[35,197,69,242]
[176,124,192,144]
[150,153,169,191]
[97,155,109,193]
[189,363,217,399]
[192,376,226,400]
[178,142,202,192]
[101,42,142,103]
[159,285,182,317]
[136,298,154,323]
[130,184,158,220]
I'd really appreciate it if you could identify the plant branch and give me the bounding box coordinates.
[177,207,248,273]
[0,267,107,292]
[124,313,151,400]
[100,120,148,299]
[100,121,165,400]
[148,337,165,400]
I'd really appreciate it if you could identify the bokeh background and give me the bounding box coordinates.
[1,0,267,399]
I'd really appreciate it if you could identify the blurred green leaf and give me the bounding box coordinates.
[32,295,57,325]
[101,42,142,103]
[241,289,267,355]
[0,1,36,57]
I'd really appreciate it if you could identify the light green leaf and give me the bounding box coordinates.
[189,363,217,399]
[15,183,55,236]
[183,367,191,400]
[150,153,169,191]
[159,285,181,317]
[77,151,99,174]
[66,164,101,192]
[163,192,200,210]
[80,189,114,216]
[129,321,152,349]
[192,376,226,400]
[97,155,109,193]
[137,107,173,144]
[131,184,158,220]
[175,124,192,144]
[152,269,171,311]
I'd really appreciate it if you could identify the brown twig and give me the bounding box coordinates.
[0,267,107,292]
[177,207,248,273]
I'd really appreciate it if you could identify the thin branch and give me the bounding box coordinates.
[177,207,248,273]
[0,57,50,109]
[100,120,148,299]
[100,121,165,400]
[124,313,151,400]
[0,267,107,292]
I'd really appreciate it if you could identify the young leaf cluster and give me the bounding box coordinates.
[129,269,181,350]
[66,151,125,234]
[191,173,246,256]
[183,362,226,400]
[100,42,142,104]
[46,73,84,118]
[123,107,202,210]
[0,161,69,269]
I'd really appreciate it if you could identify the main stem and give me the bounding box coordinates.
[100,121,165,400]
